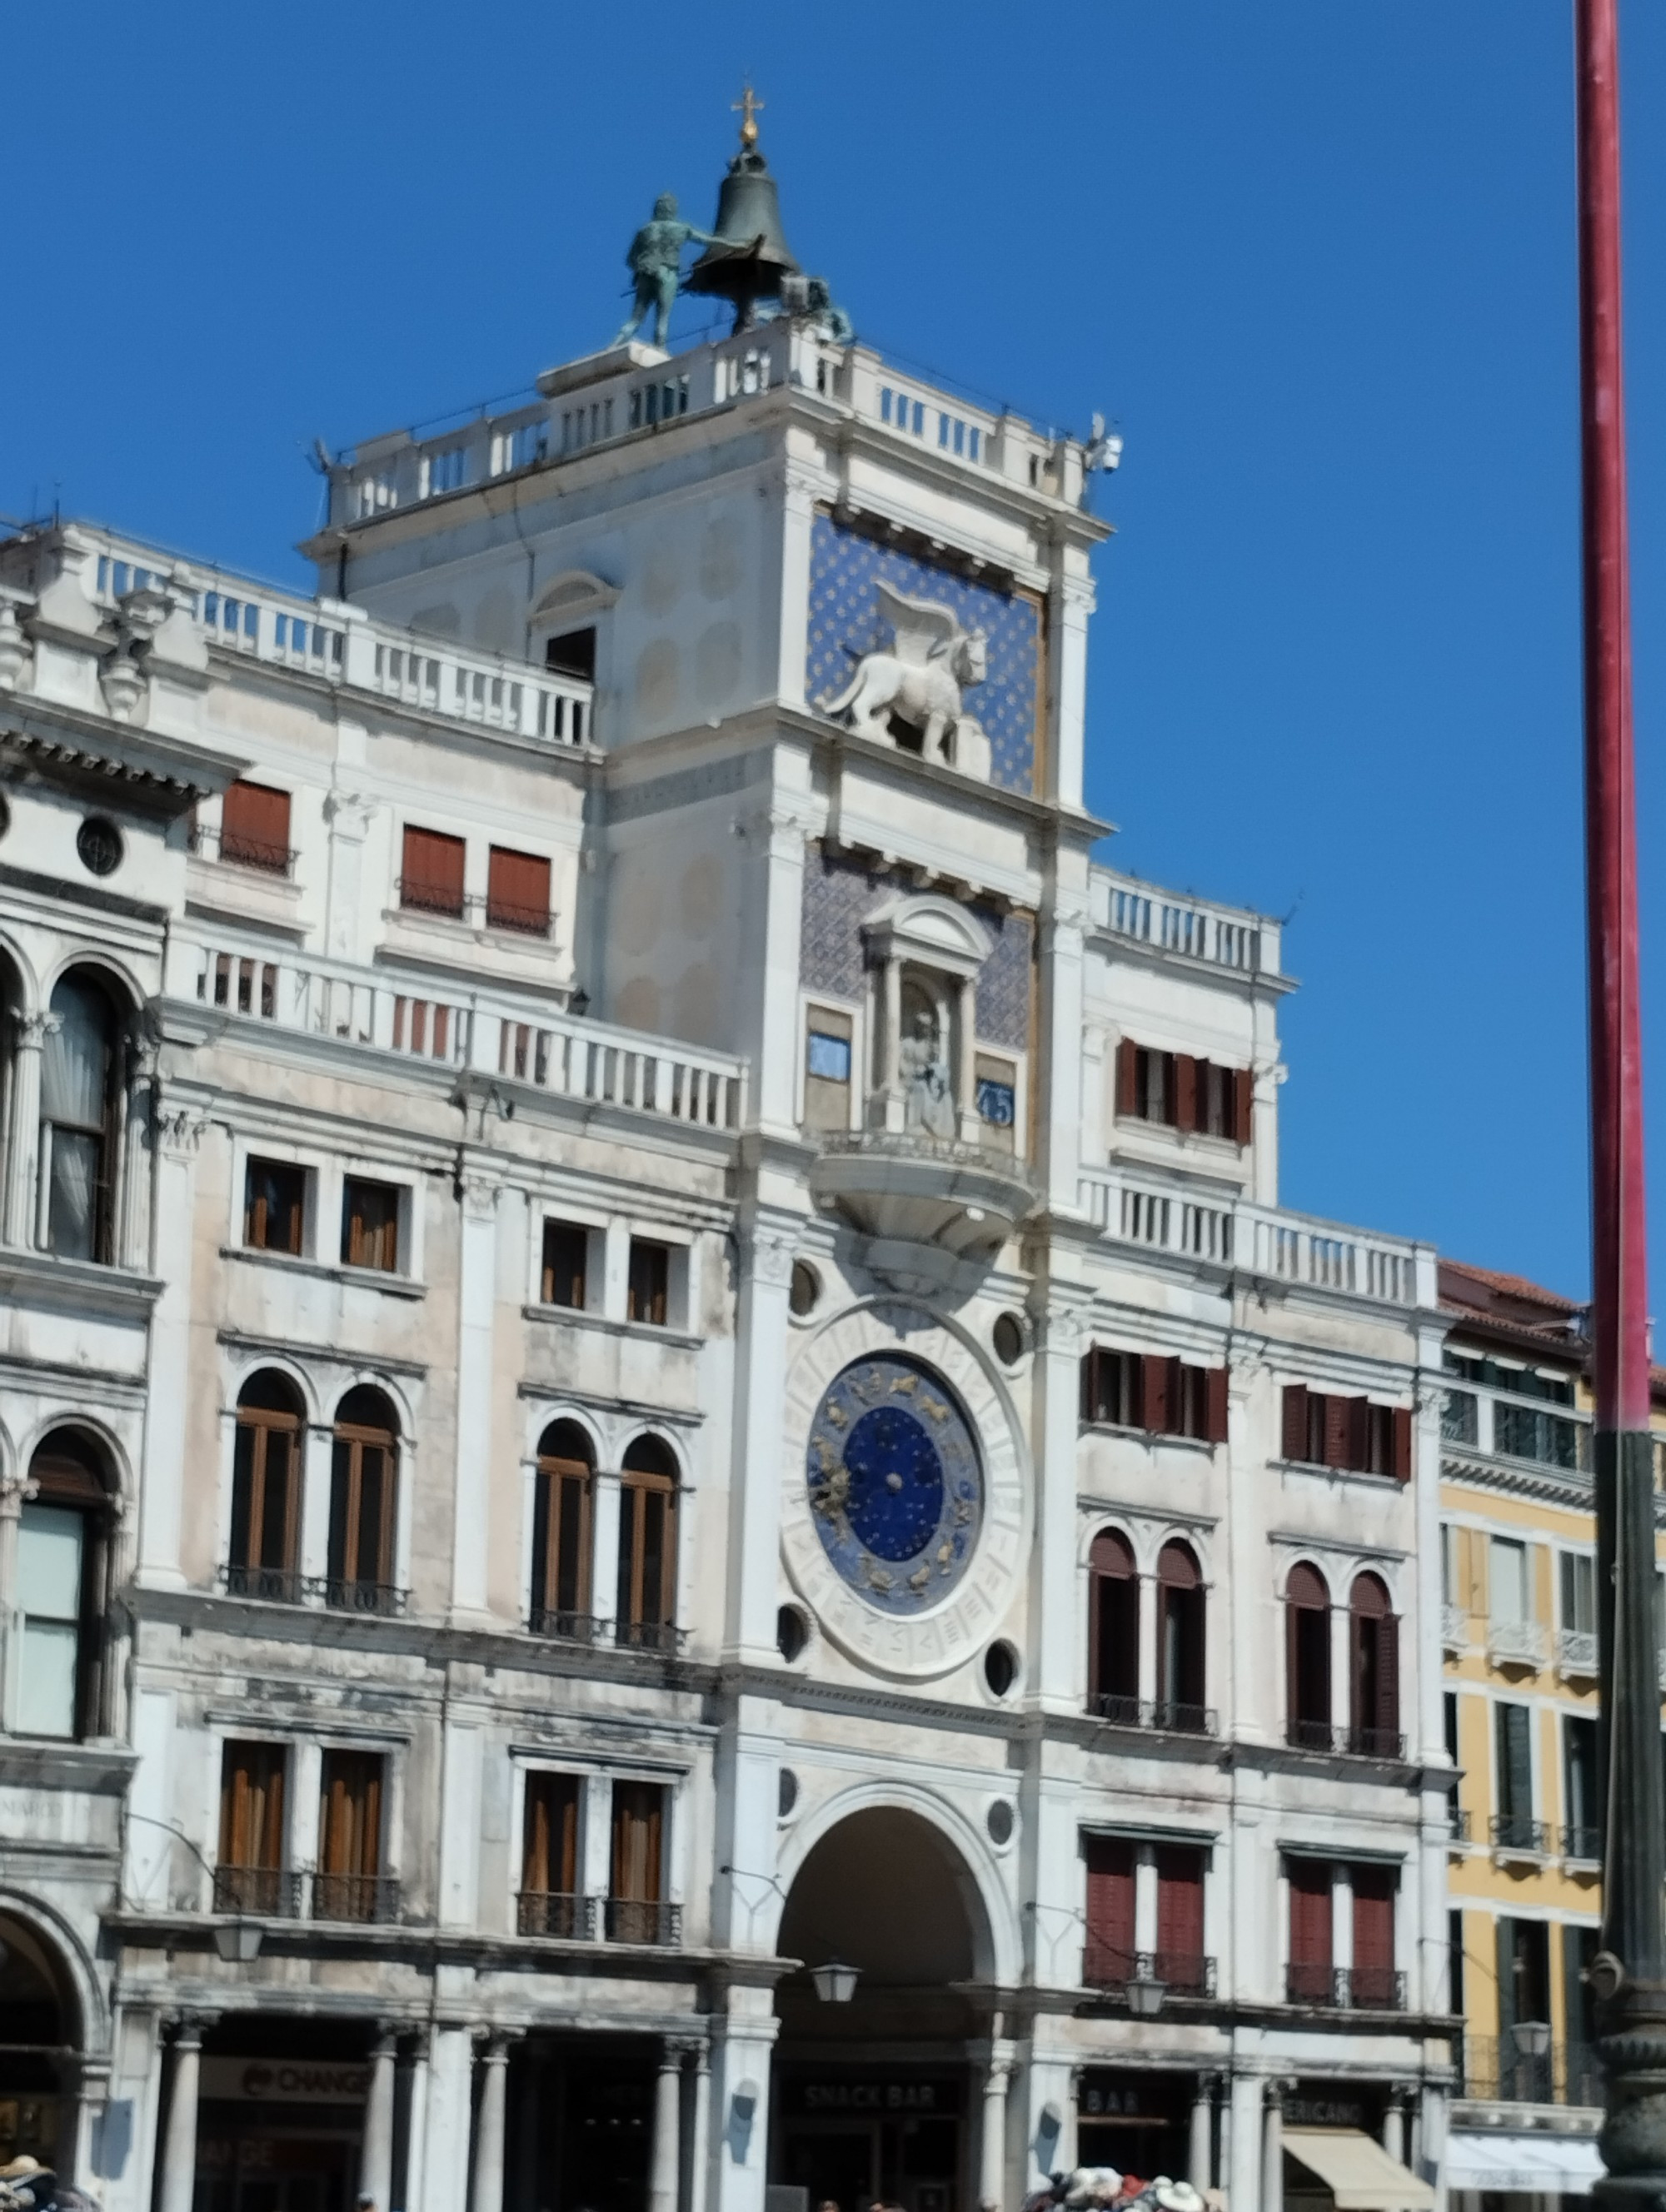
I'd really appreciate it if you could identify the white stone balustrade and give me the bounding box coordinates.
[180,932,748,1133]
[1092,867,1280,977]
[1486,1618,1550,1669]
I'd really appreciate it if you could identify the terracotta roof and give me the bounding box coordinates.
[1439,1258,1584,1318]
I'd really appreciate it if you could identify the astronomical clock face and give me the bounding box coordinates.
[805,1355,984,1615]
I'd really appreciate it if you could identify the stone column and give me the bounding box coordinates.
[648,2042,683,2212]
[1188,2075,1216,2193]
[323,793,372,961]
[591,1472,622,1642]
[3,1010,47,1247]
[471,2036,511,2212]
[420,2025,472,2212]
[0,1467,38,1731]
[67,2060,110,2186]
[723,1215,799,1668]
[979,2052,1014,2212]
[401,2036,430,2212]
[1260,2080,1288,2212]
[955,974,980,1144]
[877,954,902,1125]
[157,2020,203,2212]
[1030,1298,1093,1711]
[689,2043,712,2212]
[1226,2074,1261,2212]
[450,1168,501,1626]
[137,1105,208,1592]
[1382,2089,1408,2168]
[361,2026,397,2212]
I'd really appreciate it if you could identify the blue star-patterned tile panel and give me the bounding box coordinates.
[800,848,1033,1054]
[806,515,1040,794]
[806,1354,984,1616]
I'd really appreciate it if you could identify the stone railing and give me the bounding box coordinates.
[1557,1627,1599,1679]
[80,526,591,748]
[1091,868,1279,978]
[1075,1168,1434,1308]
[180,931,747,1133]
[1486,1618,1550,1670]
[1442,1605,1471,1652]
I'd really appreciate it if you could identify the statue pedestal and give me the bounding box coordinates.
[537,341,669,398]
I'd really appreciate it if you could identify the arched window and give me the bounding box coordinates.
[616,1435,678,1652]
[1285,1562,1332,1750]
[16,1429,114,1739]
[42,970,122,1263]
[1349,1572,1401,1756]
[1155,1540,1207,1732]
[328,1387,399,1615]
[228,1373,305,1602]
[531,1421,593,1640]
[1087,1528,1139,1721]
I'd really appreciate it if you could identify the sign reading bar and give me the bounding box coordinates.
[200,2060,371,2106]
[781,2077,962,2118]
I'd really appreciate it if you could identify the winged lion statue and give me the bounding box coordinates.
[821,580,991,778]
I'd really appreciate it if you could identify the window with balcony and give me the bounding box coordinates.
[217,1740,290,1915]
[520,1771,585,1936]
[400,825,466,918]
[1495,1915,1551,2088]
[1155,1541,1206,1731]
[616,1435,678,1650]
[1564,1716,1599,1861]
[1351,1866,1399,2008]
[1286,1860,1333,2004]
[342,1178,401,1273]
[42,969,123,1264]
[218,780,292,874]
[1115,1040,1252,1143]
[228,1372,304,1602]
[1087,1528,1139,1722]
[244,1158,307,1255]
[1494,1701,1540,1853]
[1080,1348,1227,1443]
[486,845,551,936]
[327,1387,400,1613]
[1495,1400,1581,1471]
[1280,1385,1410,1479]
[1348,1572,1401,1756]
[540,1219,589,1309]
[15,1430,115,1741]
[608,1781,671,1944]
[531,1422,593,1640]
[1285,1562,1332,1750]
[1155,1846,1208,1994]
[626,1238,670,1327]
[1083,1833,1135,1986]
[545,627,596,681]
[317,1749,387,1922]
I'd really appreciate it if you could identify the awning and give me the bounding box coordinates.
[1283,2127,1436,2210]
[1444,2130,1604,2196]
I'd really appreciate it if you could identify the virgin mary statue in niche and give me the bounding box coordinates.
[899,983,956,1143]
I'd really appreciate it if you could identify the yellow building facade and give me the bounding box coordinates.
[1439,1260,1666,2202]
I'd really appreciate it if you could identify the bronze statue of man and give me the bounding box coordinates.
[611,192,716,351]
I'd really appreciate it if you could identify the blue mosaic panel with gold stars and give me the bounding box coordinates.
[806,515,1040,794]
[806,1353,983,1615]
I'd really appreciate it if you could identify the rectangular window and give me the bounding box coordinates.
[522,1771,581,1900]
[244,1158,307,1255]
[1081,1347,1140,1427]
[1287,1860,1333,2003]
[1561,1552,1597,1634]
[531,1444,592,1632]
[545,628,596,681]
[486,846,552,936]
[541,1220,588,1310]
[1137,1046,1175,1126]
[1155,1846,1206,1990]
[342,1178,401,1273]
[1350,1866,1397,2007]
[1080,1348,1226,1443]
[1450,1909,1466,2019]
[616,1461,677,1647]
[1280,1386,1411,1479]
[1495,1400,1581,1470]
[15,1503,85,1739]
[1564,1716,1599,1858]
[1495,1701,1534,1843]
[1442,1388,1479,1445]
[316,1750,384,1921]
[626,1238,670,1327]
[218,1741,287,1913]
[804,1006,855,1133]
[399,825,466,918]
[609,1781,667,1943]
[219,780,292,874]
[1441,1526,1460,1608]
[229,1395,302,1597]
[1083,1835,1135,1985]
[1490,1537,1529,1626]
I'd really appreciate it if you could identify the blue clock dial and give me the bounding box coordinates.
[806,1355,983,1614]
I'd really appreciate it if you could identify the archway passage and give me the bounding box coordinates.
[772,1809,994,2212]
[0,1911,82,2171]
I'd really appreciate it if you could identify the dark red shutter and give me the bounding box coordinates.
[1206,1366,1230,1445]
[402,825,466,913]
[1289,1862,1333,1965]
[1346,1397,1371,1475]
[1115,1039,1138,1118]
[486,846,551,932]
[1323,1394,1352,1470]
[1352,1866,1394,1971]
[1155,1847,1205,1959]
[1085,1836,1135,1973]
[1392,1407,1413,1482]
[221,780,291,865]
[1234,1067,1254,1146]
[1282,1384,1309,1462]
[1377,1613,1400,1741]
[1175,1054,1198,1134]
[1143,1355,1174,1437]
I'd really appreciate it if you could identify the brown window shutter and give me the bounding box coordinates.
[1377,1612,1400,1740]
[221,780,292,865]
[1115,1039,1138,1118]
[1282,1384,1309,1462]
[1085,1836,1136,1958]
[1352,1866,1395,1972]
[1143,1354,1174,1436]
[1206,1366,1230,1445]
[1234,1067,1254,1146]
[486,846,551,933]
[1393,1407,1413,1482]
[401,825,466,913]
[1175,1054,1199,1133]
[1323,1394,1353,1470]
[1155,1847,1205,1959]
[1289,1861,1333,1967]
[1346,1397,1372,1474]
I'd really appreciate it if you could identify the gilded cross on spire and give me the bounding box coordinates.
[732,82,764,148]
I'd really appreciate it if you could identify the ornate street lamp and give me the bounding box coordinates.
[1125,1970,1166,2019]
[1511,2020,1553,2062]
[810,1960,859,2003]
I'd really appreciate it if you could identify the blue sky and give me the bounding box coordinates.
[7,2,1664,1305]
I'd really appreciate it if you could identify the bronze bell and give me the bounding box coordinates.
[685,141,800,331]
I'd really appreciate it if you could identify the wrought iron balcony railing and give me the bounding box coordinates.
[318,1577,407,1617]
[312,1872,401,1926]
[516,1891,597,1940]
[212,1866,306,1917]
[1284,1964,1406,2011]
[1449,1803,1472,1843]
[526,1607,603,1645]
[1091,1694,1218,1738]
[219,1562,306,1604]
[1563,1822,1603,1864]
[1490,1813,1551,1857]
[603,1898,682,1946]
[1082,1941,1218,2000]
[190,821,298,879]
[1284,1719,1406,1759]
[1458,2036,1604,2109]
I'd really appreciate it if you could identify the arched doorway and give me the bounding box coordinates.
[772,1807,995,2212]
[0,1910,82,2170]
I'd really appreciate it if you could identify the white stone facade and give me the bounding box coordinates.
[0,314,1452,2212]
